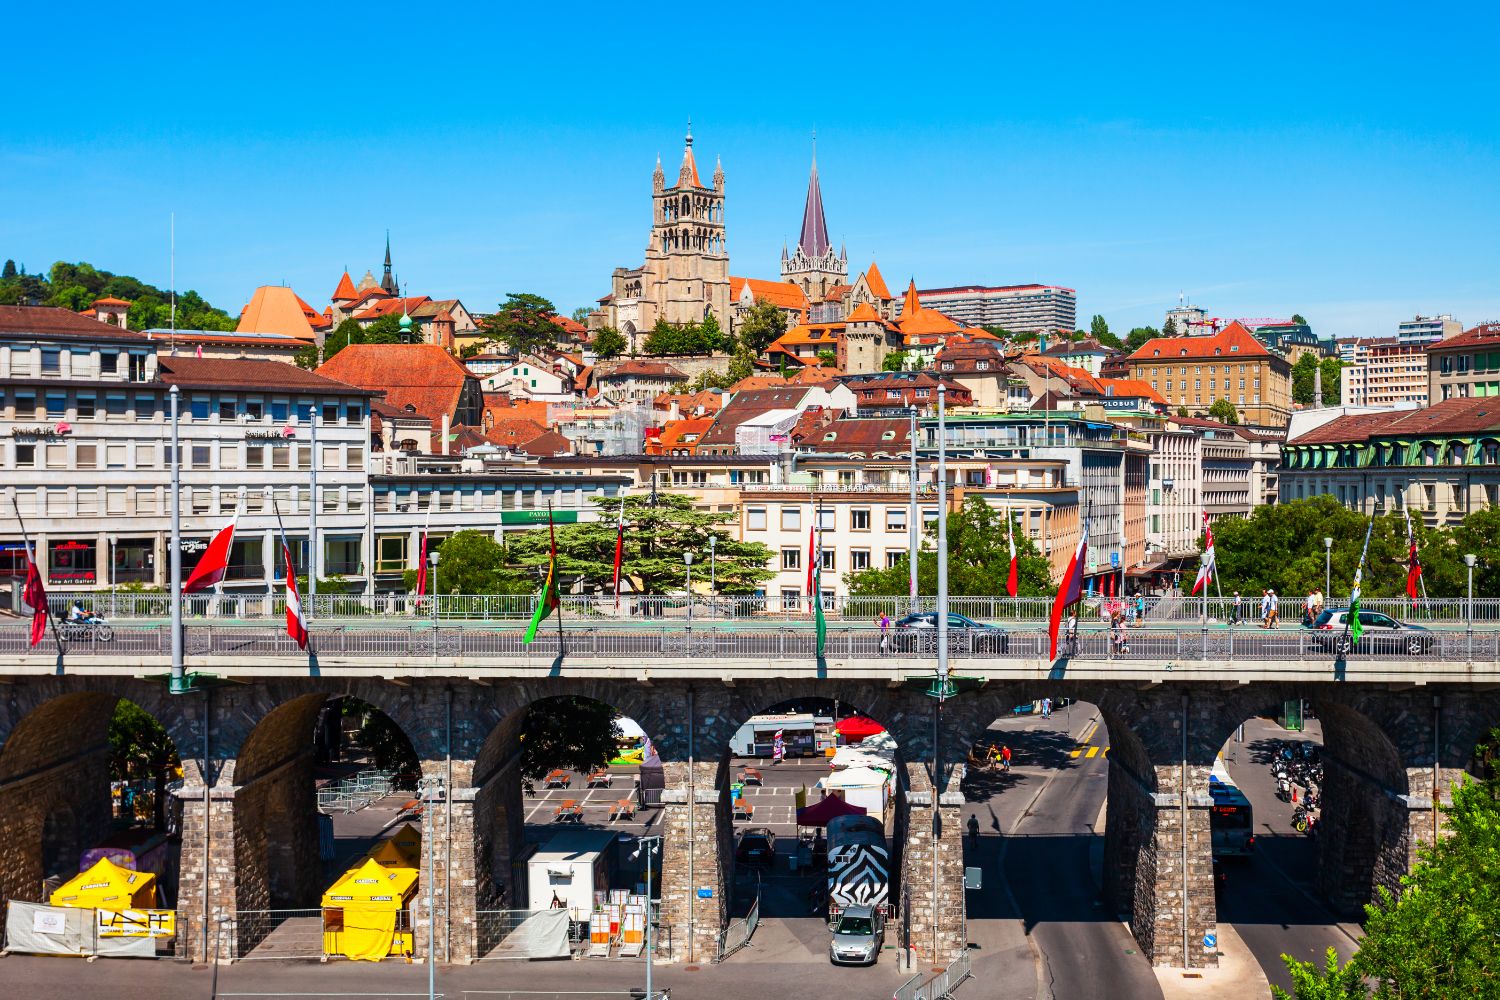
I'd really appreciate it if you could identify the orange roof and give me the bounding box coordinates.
[773,322,844,347]
[237,286,329,341]
[656,417,715,453]
[317,344,477,421]
[1098,378,1168,405]
[730,276,810,314]
[486,417,549,449]
[347,285,392,308]
[865,262,891,300]
[92,296,132,307]
[483,394,551,428]
[1125,321,1274,362]
[355,296,431,321]
[847,302,884,324]
[825,284,852,301]
[729,365,842,392]
[898,306,961,337]
[332,271,358,302]
[675,137,701,188]
[901,279,920,316]
[550,315,587,336]
[961,327,1000,341]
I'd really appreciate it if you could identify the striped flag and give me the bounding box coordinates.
[1191,511,1216,596]
[22,542,48,648]
[1404,508,1422,607]
[1049,520,1089,660]
[270,498,308,649]
[414,508,432,598]
[612,495,626,609]
[773,729,785,762]
[1348,517,1374,644]
[183,517,237,593]
[1006,506,1018,598]
[523,506,561,644]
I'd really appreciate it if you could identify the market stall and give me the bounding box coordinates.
[321,858,418,961]
[50,857,157,911]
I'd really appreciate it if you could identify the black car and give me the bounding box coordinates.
[895,612,1010,654]
[735,828,776,868]
[1306,608,1434,655]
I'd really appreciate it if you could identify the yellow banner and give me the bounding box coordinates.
[97,908,176,938]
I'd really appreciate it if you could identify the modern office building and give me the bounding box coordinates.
[1341,339,1429,408]
[911,284,1076,335]
[1397,314,1463,348]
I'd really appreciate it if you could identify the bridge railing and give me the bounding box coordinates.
[36,592,1500,625]
[4,621,1499,664]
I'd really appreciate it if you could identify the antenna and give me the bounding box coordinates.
[169,212,176,354]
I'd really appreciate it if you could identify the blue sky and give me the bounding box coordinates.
[3,2,1497,339]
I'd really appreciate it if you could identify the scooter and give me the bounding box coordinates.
[1276,775,1292,802]
[59,616,114,642]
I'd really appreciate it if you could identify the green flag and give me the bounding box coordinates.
[1348,589,1363,643]
[1346,517,1374,646]
[523,512,560,644]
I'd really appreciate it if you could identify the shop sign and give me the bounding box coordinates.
[49,539,96,584]
[8,423,71,438]
[97,908,176,938]
[500,510,580,526]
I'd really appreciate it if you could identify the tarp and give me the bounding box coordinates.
[615,716,646,740]
[4,901,93,956]
[484,908,572,960]
[821,766,890,790]
[366,839,415,869]
[388,823,421,862]
[51,857,156,910]
[321,858,418,962]
[835,716,885,740]
[795,794,868,827]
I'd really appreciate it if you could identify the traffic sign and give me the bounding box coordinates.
[1111,552,1120,568]
[1203,932,1217,949]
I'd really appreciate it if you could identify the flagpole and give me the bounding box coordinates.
[908,406,919,615]
[936,383,948,693]
[10,496,64,651]
[1341,516,1374,652]
[551,501,564,651]
[169,385,186,694]
[307,406,317,620]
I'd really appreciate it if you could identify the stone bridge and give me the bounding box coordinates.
[0,630,1496,970]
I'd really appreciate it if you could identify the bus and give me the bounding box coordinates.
[1208,759,1255,858]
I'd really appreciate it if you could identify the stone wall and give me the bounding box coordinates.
[898,759,966,965]
[658,759,728,963]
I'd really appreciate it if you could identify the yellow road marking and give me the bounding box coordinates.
[1085,746,1100,759]
[1069,748,1083,758]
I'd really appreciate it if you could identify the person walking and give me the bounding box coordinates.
[1041,697,1052,719]
[1135,592,1146,623]
[1230,591,1242,625]
[878,612,891,655]
[1261,589,1272,628]
[1000,744,1012,773]
[1303,590,1317,627]
[1268,589,1280,628]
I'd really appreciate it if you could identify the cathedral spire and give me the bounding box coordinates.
[798,135,831,260]
[676,120,701,188]
[381,231,397,295]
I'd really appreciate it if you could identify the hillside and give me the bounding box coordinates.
[0,259,237,331]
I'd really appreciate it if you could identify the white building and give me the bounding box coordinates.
[1396,314,1462,348]
[911,284,1077,335]
[480,355,575,402]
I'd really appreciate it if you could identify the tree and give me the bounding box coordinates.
[570,306,591,323]
[521,697,622,782]
[1292,352,1339,407]
[1163,317,1178,337]
[816,349,837,367]
[688,368,734,392]
[109,700,179,831]
[1270,948,1368,1000]
[1,259,15,280]
[727,342,755,383]
[1094,329,1124,350]
[882,351,910,372]
[505,493,775,596]
[1207,399,1239,424]
[847,497,1054,600]
[296,316,404,369]
[643,319,718,356]
[1292,313,1308,326]
[1089,314,1110,340]
[1176,406,1190,417]
[1126,326,1159,351]
[341,698,419,788]
[483,292,564,358]
[593,327,627,360]
[981,326,1011,340]
[1319,357,1342,406]
[736,300,788,355]
[700,312,729,352]
[400,529,532,596]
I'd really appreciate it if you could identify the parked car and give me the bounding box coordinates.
[829,903,885,966]
[1306,608,1434,655]
[895,612,1010,653]
[735,828,776,869]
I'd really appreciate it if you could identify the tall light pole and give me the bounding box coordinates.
[1323,536,1334,596]
[908,406,919,614]
[684,551,694,625]
[1464,553,1476,657]
[307,405,318,616]
[708,534,716,612]
[169,385,185,695]
[933,382,947,963]
[633,835,662,1000]
[418,773,444,1000]
[430,550,441,663]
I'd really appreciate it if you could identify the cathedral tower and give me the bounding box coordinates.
[643,124,731,328]
[781,138,847,300]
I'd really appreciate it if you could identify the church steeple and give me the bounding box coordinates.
[781,131,847,303]
[798,135,831,260]
[675,121,702,188]
[380,232,397,295]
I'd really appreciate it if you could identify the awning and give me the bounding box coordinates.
[795,795,868,827]
[835,716,885,740]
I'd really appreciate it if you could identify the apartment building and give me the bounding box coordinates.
[1426,323,1500,402]
[1340,338,1429,407]
[1125,321,1293,428]
[912,284,1077,335]
[1397,314,1463,348]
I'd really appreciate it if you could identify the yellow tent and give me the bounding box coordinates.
[388,823,421,862]
[50,857,157,910]
[321,858,418,961]
[365,839,414,869]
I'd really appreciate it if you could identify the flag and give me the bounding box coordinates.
[813,511,827,656]
[524,509,561,644]
[1348,517,1374,645]
[22,543,48,648]
[182,517,237,593]
[1006,507,1019,598]
[280,535,308,649]
[1191,512,1216,596]
[806,521,816,599]
[773,729,785,762]
[1048,521,1089,659]
[414,508,432,598]
[1404,508,1422,606]
[612,496,625,609]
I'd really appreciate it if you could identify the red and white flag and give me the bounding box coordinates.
[612,496,626,609]
[182,517,237,593]
[806,520,816,601]
[22,543,48,648]
[414,509,432,598]
[1006,507,1019,598]
[1405,508,1422,606]
[282,536,308,649]
[1048,521,1089,659]
[1191,512,1216,596]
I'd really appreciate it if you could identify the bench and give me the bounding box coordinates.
[739,768,763,785]
[587,769,612,788]
[609,799,636,822]
[544,770,572,789]
[733,799,755,821]
[553,799,584,822]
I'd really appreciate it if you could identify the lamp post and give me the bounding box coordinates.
[708,535,716,614]
[1161,477,1174,589]
[417,773,444,1000]
[430,550,441,662]
[1464,553,1476,659]
[1323,536,1334,596]
[632,835,662,1000]
[684,551,694,625]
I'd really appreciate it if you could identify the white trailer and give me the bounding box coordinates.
[526,829,617,924]
[729,712,819,758]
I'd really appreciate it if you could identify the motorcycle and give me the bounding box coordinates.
[1276,775,1292,802]
[60,617,114,642]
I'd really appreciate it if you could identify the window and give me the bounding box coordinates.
[100,350,119,376]
[820,549,836,571]
[105,393,127,416]
[76,444,97,468]
[14,390,36,416]
[321,446,341,469]
[135,393,157,418]
[133,444,155,468]
[781,506,801,531]
[886,507,907,531]
[818,507,835,530]
[886,550,905,569]
[746,507,767,530]
[244,398,263,419]
[45,393,66,417]
[44,444,65,467]
[345,403,362,424]
[128,353,149,382]
[190,397,211,419]
[225,539,265,581]
[219,398,237,420]
[349,447,364,468]
[850,508,871,530]
[781,589,801,610]
[40,349,61,375]
[270,399,289,422]
[850,548,870,571]
[781,547,801,571]
[15,444,35,467]
[322,403,339,424]
[376,535,408,573]
[105,444,126,469]
[923,507,939,525]
[246,444,267,469]
[77,394,96,419]
[272,446,290,470]
[191,445,211,469]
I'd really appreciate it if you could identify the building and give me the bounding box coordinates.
[140,328,307,363]
[237,286,332,344]
[593,361,690,404]
[593,128,731,351]
[1397,314,1463,348]
[317,344,484,451]
[1040,339,1113,377]
[779,148,847,303]
[1164,302,1210,337]
[935,340,1025,410]
[1426,322,1500,402]
[729,277,808,330]
[765,302,902,375]
[912,284,1077,335]
[480,355,576,402]
[1340,338,1429,408]
[1278,397,1500,526]
[1253,322,1335,362]
[838,371,973,415]
[1124,321,1294,428]
[695,385,855,456]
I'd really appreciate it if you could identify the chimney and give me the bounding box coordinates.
[440,413,451,456]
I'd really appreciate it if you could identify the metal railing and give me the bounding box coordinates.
[714,880,760,963]
[894,949,972,1000]
[7,621,1500,666]
[40,591,1500,625]
[317,770,395,814]
[222,908,327,961]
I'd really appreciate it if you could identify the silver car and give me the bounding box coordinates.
[829,904,884,965]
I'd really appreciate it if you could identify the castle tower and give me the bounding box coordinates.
[643,124,731,328]
[781,137,847,301]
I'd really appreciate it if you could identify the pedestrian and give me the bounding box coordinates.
[1268,589,1280,628]
[1135,592,1146,623]
[1231,591,1242,625]
[1261,589,1272,628]
[1065,611,1079,650]
[1304,591,1316,627]
[878,612,891,655]
[1041,697,1052,719]
[1000,744,1012,772]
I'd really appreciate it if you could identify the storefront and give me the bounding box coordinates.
[111,538,156,584]
[48,539,97,586]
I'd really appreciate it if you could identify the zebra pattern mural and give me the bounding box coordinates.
[828,842,890,908]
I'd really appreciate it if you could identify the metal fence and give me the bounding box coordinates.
[894,949,972,1000]
[714,882,760,963]
[43,591,1500,625]
[317,771,396,814]
[8,620,1500,666]
[473,908,583,959]
[221,908,327,961]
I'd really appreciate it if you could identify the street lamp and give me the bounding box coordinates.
[708,535,717,613]
[1161,478,1174,586]
[1323,536,1334,596]
[684,551,694,624]
[430,550,441,614]
[631,835,662,1000]
[1464,553,1476,640]
[417,773,444,1000]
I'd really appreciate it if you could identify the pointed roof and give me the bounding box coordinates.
[847,302,884,324]
[674,128,702,189]
[237,285,330,340]
[332,270,358,303]
[798,148,831,259]
[865,262,891,300]
[902,279,921,316]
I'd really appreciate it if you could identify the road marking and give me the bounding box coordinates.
[1085,746,1100,759]
[1070,748,1082,758]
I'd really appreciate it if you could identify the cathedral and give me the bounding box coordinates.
[780,140,847,302]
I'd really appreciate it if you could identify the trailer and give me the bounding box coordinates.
[825,815,890,922]
[526,829,617,925]
[728,712,819,758]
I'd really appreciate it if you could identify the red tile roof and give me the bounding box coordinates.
[317,344,477,421]
[730,276,810,314]
[864,262,892,300]
[0,305,148,342]
[518,429,572,456]
[332,271,358,302]
[1290,398,1500,444]
[91,296,132,307]
[653,416,715,454]
[1125,321,1274,362]
[847,302,884,324]
[801,417,912,455]
[1097,378,1168,405]
[599,360,689,380]
[158,356,379,396]
[1427,322,1500,353]
[354,296,431,321]
[486,417,549,449]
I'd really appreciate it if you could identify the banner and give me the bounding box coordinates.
[97,908,176,938]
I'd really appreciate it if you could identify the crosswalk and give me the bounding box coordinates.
[1070,718,1109,759]
[1070,744,1110,759]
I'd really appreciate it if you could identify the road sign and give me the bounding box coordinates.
[1111,552,1120,568]
[964,867,982,890]
[1203,932,1217,949]
[697,887,714,899]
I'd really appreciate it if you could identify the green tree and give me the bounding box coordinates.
[847,497,1054,600]
[1320,357,1342,406]
[882,351,910,372]
[1292,313,1308,326]
[341,698,420,788]
[700,312,728,352]
[1292,352,1319,406]
[1176,406,1189,417]
[1,260,15,280]
[736,300,788,355]
[1094,329,1124,350]
[981,326,1011,340]
[1207,398,1239,424]
[109,700,180,831]
[592,327,627,359]
[505,493,774,596]
[400,530,533,596]
[297,316,404,369]
[570,306,591,323]
[1163,317,1178,336]
[1126,326,1159,351]
[1089,314,1110,340]
[816,349,837,367]
[1270,948,1368,1000]
[727,342,755,383]
[521,697,622,782]
[483,292,564,358]
[688,368,734,392]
